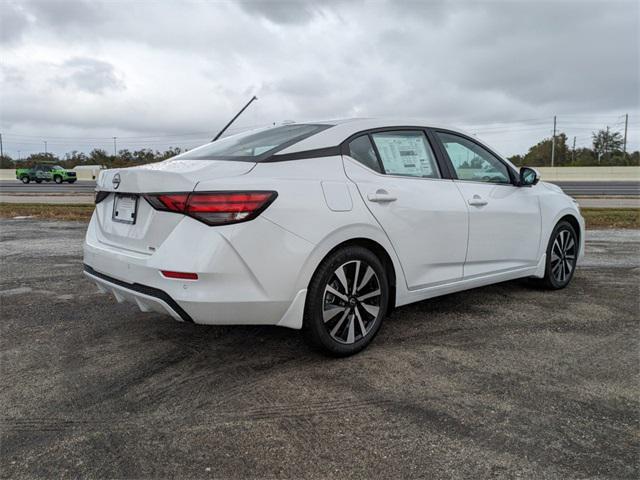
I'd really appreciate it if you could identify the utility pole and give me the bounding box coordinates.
[43,140,47,155]
[622,113,628,158]
[572,136,576,164]
[18,150,21,162]
[550,115,556,167]
[113,137,117,157]
[0,133,3,158]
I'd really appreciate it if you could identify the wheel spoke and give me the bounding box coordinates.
[334,266,349,294]
[356,266,375,293]
[346,313,355,343]
[352,260,361,295]
[358,289,381,302]
[323,306,345,323]
[330,310,349,336]
[553,239,562,257]
[565,259,573,273]
[551,252,561,262]
[325,285,348,302]
[566,237,575,252]
[354,306,367,338]
[361,303,379,318]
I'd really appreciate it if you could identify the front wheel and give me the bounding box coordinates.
[54,175,62,184]
[538,220,578,289]
[303,246,389,356]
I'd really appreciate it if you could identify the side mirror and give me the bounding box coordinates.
[519,167,540,186]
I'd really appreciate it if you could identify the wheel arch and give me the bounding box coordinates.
[558,214,581,251]
[296,227,404,312]
[320,237,397,314]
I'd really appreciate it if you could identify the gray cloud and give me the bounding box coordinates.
[0,2,30,44]
[55,57,125,94]
[0,0,638,157]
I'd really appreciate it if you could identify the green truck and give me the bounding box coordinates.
[15,165,77,184]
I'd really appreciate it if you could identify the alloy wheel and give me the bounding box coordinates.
[551,228,576,283]
[322,260,381,344]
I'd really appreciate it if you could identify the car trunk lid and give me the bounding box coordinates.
[94,159,256,254]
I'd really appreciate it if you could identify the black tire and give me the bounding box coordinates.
[21,176,30,184]
[302,246,389,356]
[35,179,42,183]
[54,175,62,184]
[537,220,578,290]
[68,180,76,184]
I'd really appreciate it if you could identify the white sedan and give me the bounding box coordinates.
[84,119,584,356]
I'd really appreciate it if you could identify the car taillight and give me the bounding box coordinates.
[144,191,277,226]
[95,191,110,204]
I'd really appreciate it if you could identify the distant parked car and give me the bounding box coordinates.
[16,165,77,184]
[84,118,584,356]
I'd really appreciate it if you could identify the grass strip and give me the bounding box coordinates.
[0,203,95,221]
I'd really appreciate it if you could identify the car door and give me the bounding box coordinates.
[432,130,542,278]
[342,130,469,290]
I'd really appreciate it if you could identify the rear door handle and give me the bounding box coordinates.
[468,195,488,207]
[367,190,397,203]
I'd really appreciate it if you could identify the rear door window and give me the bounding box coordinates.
[371,131,440,178]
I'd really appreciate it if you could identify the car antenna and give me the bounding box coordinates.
[211,95,258,142]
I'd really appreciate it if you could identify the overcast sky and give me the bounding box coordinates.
[0,0,638,158]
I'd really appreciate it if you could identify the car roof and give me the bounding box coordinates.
[278,118,475,154]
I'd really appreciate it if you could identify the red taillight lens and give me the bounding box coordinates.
[161,270,198,280]
[144,191,277,226]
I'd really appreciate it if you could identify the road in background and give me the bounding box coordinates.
[554,181,640,196]
[0,180,639,196]
[0,180,96,193]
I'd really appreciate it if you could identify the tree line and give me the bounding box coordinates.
[508,129,638,167]
[0,128,637,169]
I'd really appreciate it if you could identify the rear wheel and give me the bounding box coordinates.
[35,179,42,183]
[21,176,30,184]
[303,246,389,356]
[538,220,578,289]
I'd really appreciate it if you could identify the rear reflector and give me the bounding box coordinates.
[161,270,198,280]
[145,191,277,226]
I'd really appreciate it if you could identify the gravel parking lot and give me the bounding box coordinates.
[1,220,638,479]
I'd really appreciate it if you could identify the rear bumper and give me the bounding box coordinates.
[84,265,193,322]
[83,211,314,328]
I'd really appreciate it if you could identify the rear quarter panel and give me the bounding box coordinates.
[194,156,407,303]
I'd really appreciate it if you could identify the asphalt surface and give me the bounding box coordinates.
[555,181,640,196]
[1,220,639,479]
[0,180,96,193]
[1,180,639,196]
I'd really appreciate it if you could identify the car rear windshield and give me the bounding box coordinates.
[176,124,332,162]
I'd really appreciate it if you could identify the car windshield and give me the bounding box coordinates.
[176,124,331,161]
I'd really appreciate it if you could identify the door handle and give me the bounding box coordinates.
[468,195,488,207]
[367,190,397,203]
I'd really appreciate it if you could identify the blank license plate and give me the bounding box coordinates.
[112,194,138,224]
